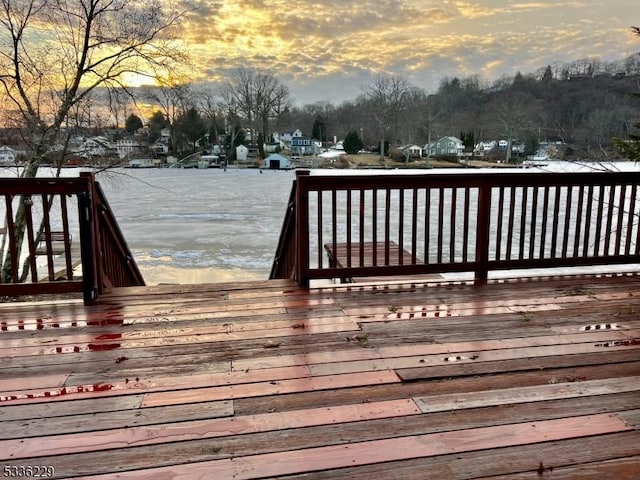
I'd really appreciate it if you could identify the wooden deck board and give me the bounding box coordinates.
[0,274,639,478]
[67,413,634,479]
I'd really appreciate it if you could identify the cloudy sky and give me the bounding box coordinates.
[180,0,639,105]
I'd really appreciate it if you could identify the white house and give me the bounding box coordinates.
[80,136,115,157]
[150,141,169,156]
[474,141,498,155]
[0,145,17,165]
[273,129,303,151]
[117,137,145,159]
[236,144,249,162]
[433,136,464,157]
[402,145,423,158]
[128,158,157,168]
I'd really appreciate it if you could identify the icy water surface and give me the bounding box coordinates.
[97,168,295,284]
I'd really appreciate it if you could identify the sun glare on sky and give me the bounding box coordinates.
[170,0,638,103]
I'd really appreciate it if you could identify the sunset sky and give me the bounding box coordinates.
[181,1,637,104]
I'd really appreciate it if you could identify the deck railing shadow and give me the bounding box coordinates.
[271,169,640,287]
[0,172,144,302]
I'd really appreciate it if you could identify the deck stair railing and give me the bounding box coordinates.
[0,172,144,302]
[271,169,640,287]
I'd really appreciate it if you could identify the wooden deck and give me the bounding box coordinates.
[1,274,639,479]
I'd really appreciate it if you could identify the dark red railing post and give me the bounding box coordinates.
[295,170,311,288]
[475,181,492,284]
[78,173,99,302]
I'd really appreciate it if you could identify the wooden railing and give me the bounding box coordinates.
[271,169,640,287]
[0,172,144,302]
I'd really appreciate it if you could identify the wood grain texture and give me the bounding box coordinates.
[0,273,638,478]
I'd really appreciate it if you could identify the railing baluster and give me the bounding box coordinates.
[550,186,561,259]
[475,182,491,283]
[331,189,337,268]
[398,189,404,265]
[594,185,605,257]
[60,194,73,279]
[24,196,38,282]
[496,186,504,260]
[437,188,444,263]
[41,193,55,281]
[450,188,457,263]
[562,185,572,259]
[424,188,430,263]
[604,183,616,256]
[359,190,365,267]
[372,189,378,266]
[529,186,538,259]
[411,188,418,264]
[463,187,470,263]
[625,184,637,256]
[615,184,626,255]
[573,185,585,258]
[506,186,516,260]
[519,186,528,260]
[346,190,352,268]
[540,186,550,259]
[317,191,323,269]
[583,185,594,257]
[384,188,391,265]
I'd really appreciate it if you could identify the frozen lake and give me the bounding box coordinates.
[96,168,296,284]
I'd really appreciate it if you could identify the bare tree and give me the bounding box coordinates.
[0,0,188,176]
[0,0,188,281]
[143,77,195,155]
[363,74,412,161]
[222,68,291,145]
[491,92,539,163]
[197,87,224,150]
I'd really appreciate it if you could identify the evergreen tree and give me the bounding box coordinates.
[312,115,327,141]
[343,130,363,154]
[125,114,143,134]
[174,107,207,154]
[148,111,169,143]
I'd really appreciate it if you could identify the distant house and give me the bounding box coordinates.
[247,145,260,162]
[81,136,116,157]
[200,154,222,168]
[117,137,147,159]
[264,141,280,154]
[0,145,16,165]
[402,145,423,158]
[291,135,318,156]
[263,153,292,170]
[474,141,498,156]
[128,158,157,168]
[236,144,249,162]
[150,141,169,156]
[433,136,464,157]
[273,129,303,151]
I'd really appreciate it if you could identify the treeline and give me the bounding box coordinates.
[30,54,639,162]
[279,55,640,160]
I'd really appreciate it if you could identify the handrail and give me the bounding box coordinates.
[278,170,640,287]
[269,178,298,279]
[0,173,144,302]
